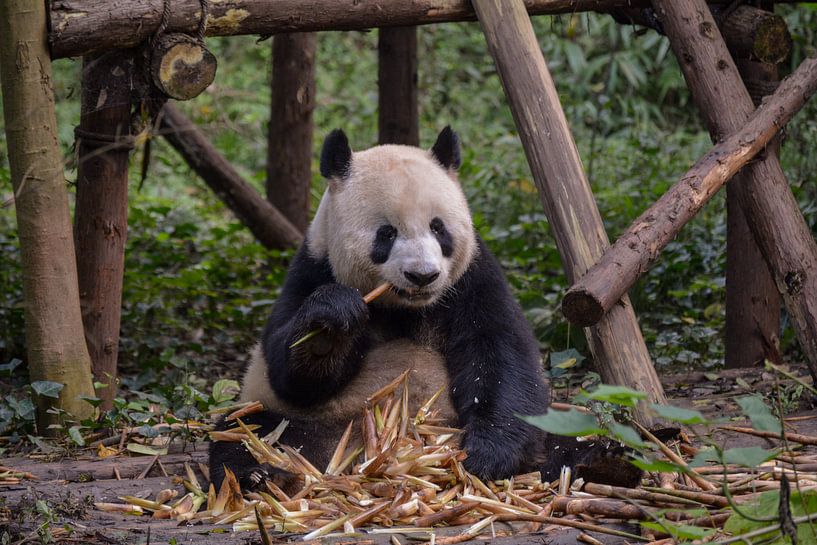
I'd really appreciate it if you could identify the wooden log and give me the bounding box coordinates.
[74,52,135,411]
[561,56,817,328]
[0,0,97,429]
[720,5,792,65]
[651,0,817,382]
[150,33,217,100]
[378,26,420,146]
[266,32,317,233]
[47,0,801,60]
[159,103,304,249]
[473,0,666,423]
[726,58,781,369]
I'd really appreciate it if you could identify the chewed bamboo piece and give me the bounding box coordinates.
[289,281,393,348]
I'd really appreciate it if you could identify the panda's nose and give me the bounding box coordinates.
[404,270,440,287]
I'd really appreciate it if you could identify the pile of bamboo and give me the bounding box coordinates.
[96,375,817,543]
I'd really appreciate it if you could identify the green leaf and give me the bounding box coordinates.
[651,403,709,425]
[519,409,605,437]
[585,385,647,407]
[68,426,85,446]
[736,395,781,434]
[725,489,817,545]
[80,396,103,408]
[641,521,715,541]
[211,379,241,404]
[31,381,64,399]
[550,348,585,370]
[722,446,778,468]
[607,421,650,449]
[0,358,22,374]
[629,456,680,473]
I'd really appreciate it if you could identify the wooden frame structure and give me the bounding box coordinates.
[2,0,817,428]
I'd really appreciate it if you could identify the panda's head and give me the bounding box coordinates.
[307,127,477,308]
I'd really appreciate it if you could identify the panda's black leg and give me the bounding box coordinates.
[209,410,302,494]
[539,434,643,488]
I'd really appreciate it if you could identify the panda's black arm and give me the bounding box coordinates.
[437,237,549,480]
[260,243,371,407]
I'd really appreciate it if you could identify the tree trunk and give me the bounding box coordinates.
[160,103,304,249]
[48,0,801,60]
[378,27,419,146]
[726,58,782,369]
[0,0,96,430]
[561,56,817,327]
[473,0,666,423]
[651,0,817,382]
[267,33,317,233]
[74,53,135,411]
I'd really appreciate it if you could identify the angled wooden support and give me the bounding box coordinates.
[473,0,666,422]
[0,0,96,429]
[562,56,817,327]
[160,103,304,249]
[650,0,817,382]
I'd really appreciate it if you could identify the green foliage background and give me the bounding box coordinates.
[1,10,816,427]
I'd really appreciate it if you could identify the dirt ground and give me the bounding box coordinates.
[1,366,815,545]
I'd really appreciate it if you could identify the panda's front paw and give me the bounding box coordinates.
[297,284,370,338]
[239,463,304,495]
[461,430,520,481]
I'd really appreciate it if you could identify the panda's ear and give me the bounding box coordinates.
[320,129,352,179]
[430,126,461,171]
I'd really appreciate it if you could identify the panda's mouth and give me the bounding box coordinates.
[393,286,435,302]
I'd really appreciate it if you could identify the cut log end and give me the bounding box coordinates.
[150,33,217,101]
[562,289,605,327]
[722,5,792,65]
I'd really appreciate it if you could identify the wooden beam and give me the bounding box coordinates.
[159,103,304,249]
[655,0,817,381]
[0,0,96,429]
[267,33,317,233]
[473,0,666,422]
[74,53,135,411]
[561,56,817,328]
[48,0,800,60]
[378,26,420,146]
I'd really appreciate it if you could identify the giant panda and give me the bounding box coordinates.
[209,127,640,491]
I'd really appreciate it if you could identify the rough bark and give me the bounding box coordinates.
[48,0,800,60]
[473,0,666,423]
[651,0,817,381]
[726,58,782,369]
[266,33,317,233]
[150,33,217,100]
[74,53,134,411]
[378,27,420,146]
[0,0,96,429]
[561,56,817,328]
[720,5,792,65]
[159,103,304,249]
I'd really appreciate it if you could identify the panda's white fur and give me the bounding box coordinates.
[307,144,476,308]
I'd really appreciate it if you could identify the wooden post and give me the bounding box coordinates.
[561,56,817,327]
[160,103,304,249]
[378,27,419,146]
[651,0,817,381]
[267,33,317,233]
[74,53,135,411]
[473,0,666,422]
[0,0,96,429]
[726,57,782,369]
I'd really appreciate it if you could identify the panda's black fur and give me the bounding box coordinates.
[209,128,641,492]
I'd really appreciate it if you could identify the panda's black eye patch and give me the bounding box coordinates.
[430,217,454,257]
[371,224,397,264]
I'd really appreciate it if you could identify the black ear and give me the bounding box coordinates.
[430,126,461,171]
[320,129,352,178]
